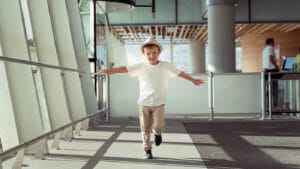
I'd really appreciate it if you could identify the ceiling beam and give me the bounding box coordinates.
[149,26,153,37]
[178,25,186,39]
[172,25,178,39]
[199,26,208,42]
[155,26,159,38]
[285,24,300,32]
[194,25,206,40]
[256,24,276,34]
[182,25,190,39]
[127,26,138,42]
[109,23,300,44]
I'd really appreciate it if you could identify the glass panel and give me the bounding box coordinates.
[269,72,300,120]
[95,1,107,104]
[125,43,191,72]
[236,47,242,71]
[173,44,191,72]
[276,79,300,112]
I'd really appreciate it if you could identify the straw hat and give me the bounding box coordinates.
[140,37,163,53]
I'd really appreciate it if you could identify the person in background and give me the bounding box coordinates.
[262,38,280,110]
[98,37,205,159]
[262,38,279,72]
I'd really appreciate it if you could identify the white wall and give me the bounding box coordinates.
[109,73,261,117]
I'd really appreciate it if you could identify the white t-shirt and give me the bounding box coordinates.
[262,45,276,69]
[127,61,181,106]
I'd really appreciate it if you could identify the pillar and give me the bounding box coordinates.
[189,40,206,73]
[206,0,236,73]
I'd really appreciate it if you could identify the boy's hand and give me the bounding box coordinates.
[192,79,205,86]
[97,66,128,75]
[97,69,108,75]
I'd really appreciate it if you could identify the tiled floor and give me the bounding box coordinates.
[2,118,206,169]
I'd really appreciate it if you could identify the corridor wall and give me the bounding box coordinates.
[0,0,97,152]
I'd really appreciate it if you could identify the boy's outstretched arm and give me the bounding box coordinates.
[178,72,205,86]
[98,66,128,75]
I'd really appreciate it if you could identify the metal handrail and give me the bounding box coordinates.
[0,56,100,76]
[0,108,106,160]
[0,56,108,163]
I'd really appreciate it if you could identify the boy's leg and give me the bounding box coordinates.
[139,105,153,151]
[152,104,165,136]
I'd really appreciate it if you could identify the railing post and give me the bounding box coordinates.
[34,138,47,160]
[51,132,61,150]
[81,119,89,130]
[296,80,300,117]
[208,72,214,121]
[261,72,266,120]
[74,122,82,136]
[12,149,24,169]
[106,74,110,122]
[64,127,73,141]
[268,72,272,119]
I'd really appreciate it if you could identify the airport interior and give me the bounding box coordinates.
[1,0,300,168]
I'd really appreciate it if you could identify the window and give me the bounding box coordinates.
[125,43,191,73]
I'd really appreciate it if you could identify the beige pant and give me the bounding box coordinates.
[139,104,165,150]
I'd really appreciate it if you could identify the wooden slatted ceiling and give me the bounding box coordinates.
[98,23,300,44]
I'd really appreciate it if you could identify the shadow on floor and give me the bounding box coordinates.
[184,120,300,169]
[79,118,204,169]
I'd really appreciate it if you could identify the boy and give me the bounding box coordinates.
[98,37,204,159]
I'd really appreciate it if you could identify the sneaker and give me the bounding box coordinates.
[155,134,162,146]
[144,150,153,159]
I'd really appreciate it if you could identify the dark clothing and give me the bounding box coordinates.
[264,69,279,108]
[264,68,278,72]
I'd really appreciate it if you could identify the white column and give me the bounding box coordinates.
[0,0,43,153]
[27,0,72,129]
[66,0,98,115]
[48,0,87,121]
[207,0,236,73]
[189,40,205,73]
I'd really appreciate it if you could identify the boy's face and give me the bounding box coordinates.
[143,46,160,65]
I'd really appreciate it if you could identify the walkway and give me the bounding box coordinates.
[2,118,206,169]
[4,116,300,169]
